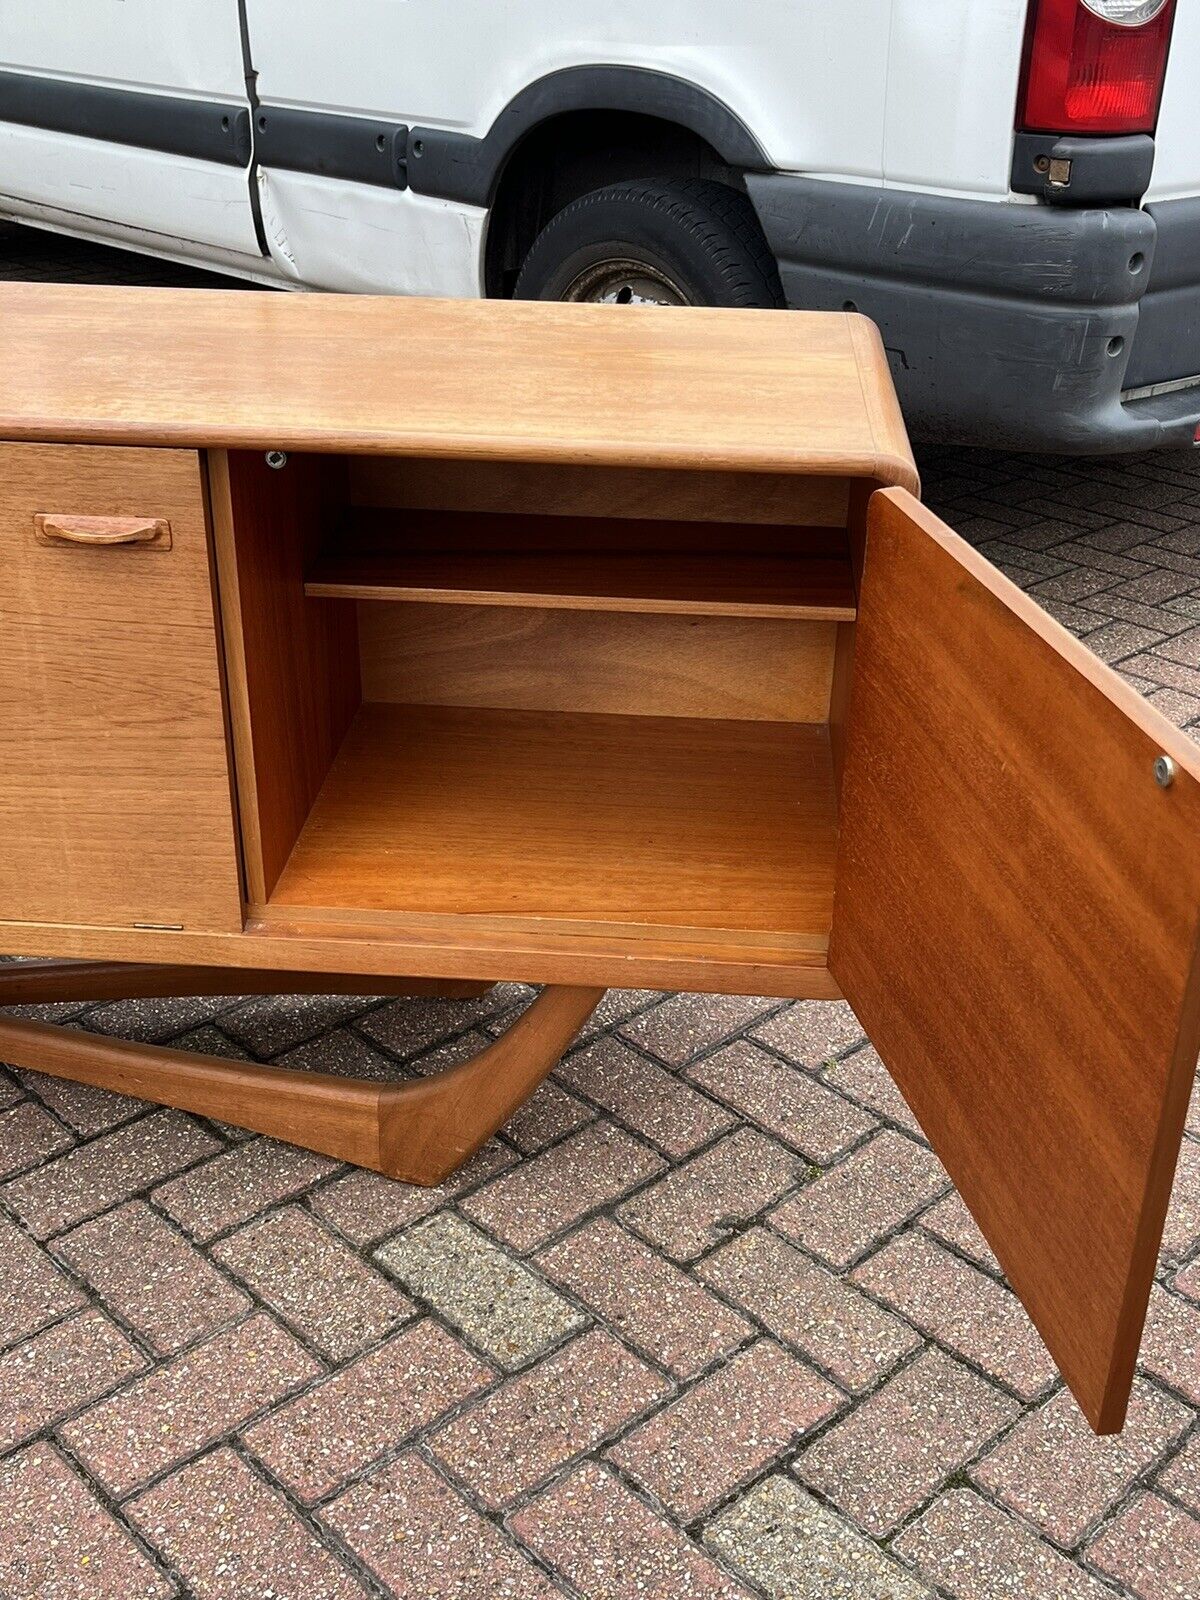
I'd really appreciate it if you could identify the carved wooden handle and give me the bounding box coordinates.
[34,513,172,549]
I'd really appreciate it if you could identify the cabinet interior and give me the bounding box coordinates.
[212,450,858,978]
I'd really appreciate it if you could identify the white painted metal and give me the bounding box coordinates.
[0,0,1195,287]
[0,124,263,262]
[256,170,486,295]
[0,0,246,93]
[244,0,895,182]
[0,2,259,256]
[1145,0,1200,201]
[884,0,1030,197]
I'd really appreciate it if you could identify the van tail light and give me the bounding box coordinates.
[1019,0,1176,134]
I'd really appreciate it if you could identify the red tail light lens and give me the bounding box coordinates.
[1019,0,1176,134]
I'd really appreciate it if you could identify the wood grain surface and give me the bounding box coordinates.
[346,455,853,525]
[209,450,361,901]
[270,702,839,939]
[0,285,918,488]
[358,603,837,723]
[306,548,855,619]
[0,985,601,1183]
[831,487,1200,1432]
[0,443,241,932]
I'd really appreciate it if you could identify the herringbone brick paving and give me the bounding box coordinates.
[1,224,1199,1599]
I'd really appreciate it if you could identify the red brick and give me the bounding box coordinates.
[619,1127,804,1261]
[219,991,378,1056]
[1162,1138,1200,1261]
[1080,619,1164,664]
[243,1319,494,1502]
[1126,651,1200,699]
[323,1450,557,1598]
[274,1023,397,1080]
[1087,1491,1200,1599]
[512,1461,754,1599]
[460,1119,665,1251]
[84,994,238,1043]
[1158,1428,1200,1511]
[356,985,528,1058]
[308,1140,515,1246]
[60,1313,320,1496]
[895,1487,1116,1600]
[0,1214,85,1348]
[769,1130,947,1269]
[697,1226,920,1392]
[14,1072,144,1135]
[852,1230,1057,1399]
[504,1077,595,1152]
[128,1446,367,1599]
[0,1443,172,1600]
[1114,569,1195,605]
[405,1026,496,1074]
[748,999,865,1066]
[1030,567,1118,604]
[151,1135,336,1241]
[686,1039,877,1162]
[558,1034,733,1157]
[972,1378,1191,1546]
[1147,685,1200,727]
[54,1200,250,1355]
[823,1044,925,1139]
[570,986,663,1042]
[796,1348,1019,1535]
[617,992,782,1066]
[609,1340,840,1519]
[0,1308,145,1452]
[1140,1285,1200,1403]
[0,1100,72,1177]
[429,1328,669,1509]
[1172,1251,1200,1301]
[0,1109,219,1237]
[1159,625,1200,668]
[537,1216,754,1379]
[211,1205,413,1360]
[920,1191,1002,1274]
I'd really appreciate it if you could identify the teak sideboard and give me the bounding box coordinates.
[0,283,1197,1435]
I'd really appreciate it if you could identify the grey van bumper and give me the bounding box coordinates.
[746,174,1200,453]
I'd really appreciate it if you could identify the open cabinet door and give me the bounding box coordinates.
[829,488,1200,1434]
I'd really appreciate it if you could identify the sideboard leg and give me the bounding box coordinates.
[0,959,491,1006]
[377,984,605,1183]
[0,985,604,1183]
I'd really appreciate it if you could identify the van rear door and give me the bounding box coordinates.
[1147,2,1200,201]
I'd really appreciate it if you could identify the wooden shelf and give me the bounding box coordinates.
[268,703,838,947]
[305,549,856,620]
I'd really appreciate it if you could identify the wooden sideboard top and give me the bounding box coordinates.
[0,282,918,488]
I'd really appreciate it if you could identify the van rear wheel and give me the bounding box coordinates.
[512,179,784,309]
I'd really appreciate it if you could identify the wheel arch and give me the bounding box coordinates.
[407,66,773,297]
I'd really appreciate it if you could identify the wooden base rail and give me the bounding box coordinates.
[0,958,493,1006]
[0,963,603,1183]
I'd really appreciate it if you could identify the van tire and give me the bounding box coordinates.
[512,179,784,309]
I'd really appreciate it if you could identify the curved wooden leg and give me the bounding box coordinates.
[377,985,605,1182]
[0,986,604,1184]
[0,959,492,1006]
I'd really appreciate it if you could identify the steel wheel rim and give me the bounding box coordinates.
[560,257,691,306]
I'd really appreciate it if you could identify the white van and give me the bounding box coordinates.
[1,1,1197,451]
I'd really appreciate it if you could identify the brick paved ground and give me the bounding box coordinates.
[2,222,1200,1598]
